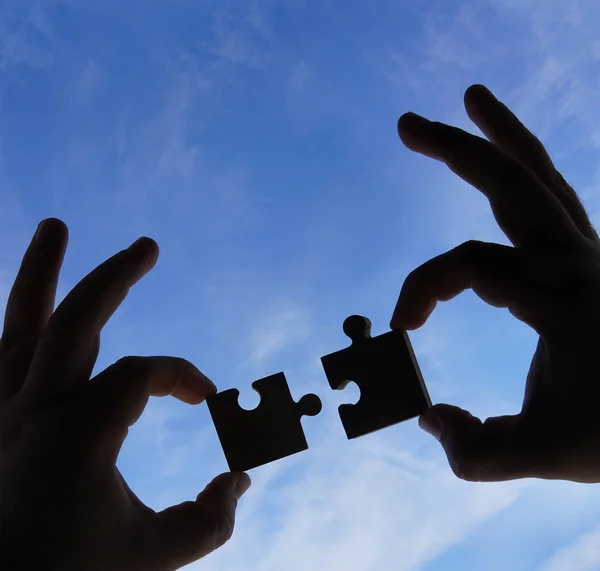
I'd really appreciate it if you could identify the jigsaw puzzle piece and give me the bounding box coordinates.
[321,315,430,439]
[207,372,321,471]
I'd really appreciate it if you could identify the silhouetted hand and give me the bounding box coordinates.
[392,84,600,483]
[0,219,250,571]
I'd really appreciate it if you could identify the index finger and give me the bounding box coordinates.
[21,237,159,404]
[397,113,585,252]
[0,219,68,400]
[463,85,597,241]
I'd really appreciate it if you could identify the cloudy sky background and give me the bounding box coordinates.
[2,1,600,570]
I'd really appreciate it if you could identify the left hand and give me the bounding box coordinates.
[0,219,250,571]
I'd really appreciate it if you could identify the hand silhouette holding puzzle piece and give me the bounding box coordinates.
[207,315,431,471]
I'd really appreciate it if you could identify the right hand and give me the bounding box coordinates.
[391,84,600,483]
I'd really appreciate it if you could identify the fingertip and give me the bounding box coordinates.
[129,236,159,259]
[172,362,217,405]
[201,471,251,501]
[397,113,416,145]
[234,472,251,498]
[172,384,215,405]
[397,114,406,136]
[419,408,442,441]
[34,217,69,245]
[464,84,500,123]
[464,83,492,101]
[126,237,159,284]
[391,290,432,331]
[397,112,430,143]
[390,309,424,331]
[187,361,217,392]
[199,371,217,394]
[420,403,482,445]
[37,217,68,233]
[428,403,478,421]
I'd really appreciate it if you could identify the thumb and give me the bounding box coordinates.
[420,404,530,482]
[151,472,251,570]
[391,240,557,335]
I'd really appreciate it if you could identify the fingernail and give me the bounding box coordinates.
[419,411,443,441]
[234,473,251,499]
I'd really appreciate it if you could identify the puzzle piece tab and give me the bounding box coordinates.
[206,372,322,471]
[321,315,431,439]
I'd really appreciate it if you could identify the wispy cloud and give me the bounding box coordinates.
[539,524,600,571]
[191,434,525,571]
[245,299,312,366]
[4,2,600,571]
[209,7,274,72]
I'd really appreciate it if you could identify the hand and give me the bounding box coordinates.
[0,219,250,571]
[391,84,600,483]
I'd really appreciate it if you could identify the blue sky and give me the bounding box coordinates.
[2,0,600,569]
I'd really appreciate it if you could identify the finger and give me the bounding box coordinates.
[464,84,597,241]
[397,113,584,251]
[2,219,68,346]
[419,404,534,481]
[0,219,68,399]
[391,241,558,334]
[82,356,216,455]
[150,472,250,570]
[21,237,159,404]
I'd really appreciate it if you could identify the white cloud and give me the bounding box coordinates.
[210,8,273,72]
[382,0,600,251]
[4,4,600,571]
[420,10,486,72]
[246,299,312,366]
[187,430,525,571]
[113,71,206,208]
[539,524,600,571]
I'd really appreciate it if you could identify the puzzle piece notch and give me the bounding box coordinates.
[321,315,431,440]
[207,372,322,472]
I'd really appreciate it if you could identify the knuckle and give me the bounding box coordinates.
[505,158,535,185]
[449,455,478,482]
[199,501,236,551]
[112,355,147,375]
[213,510,235,547]
[456,240,486,256]
[403,266,424,287]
